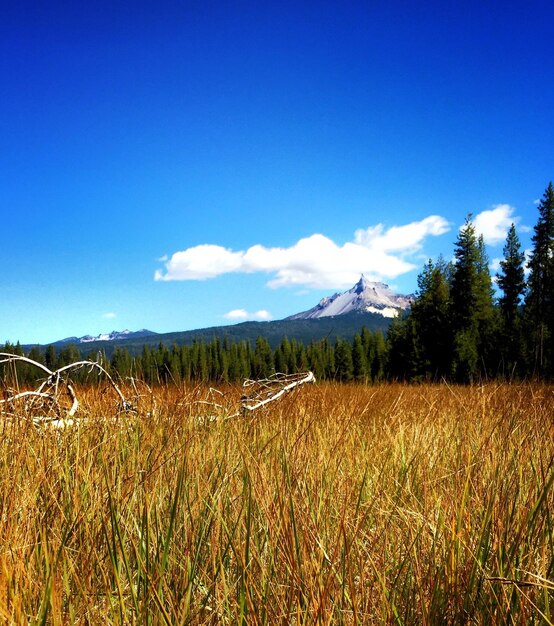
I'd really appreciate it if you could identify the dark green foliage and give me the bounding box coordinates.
[525,182,554,376]
[498,224,525,324]
[410,257,452,379]
[496,224,526,376]
[475,235,499,374]
[387,315,420,380]
[334,339,354,381]
[450,219,496,381]
[386,183,552,382]
[44,344,56,370]
[252,337,273,378]
[5,329,389,386]
[352,334,367,381]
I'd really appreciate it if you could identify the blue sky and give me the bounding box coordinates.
[1,1,553,344]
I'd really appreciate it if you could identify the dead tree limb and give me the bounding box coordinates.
[241,371,315,413]
[0,353,134,422]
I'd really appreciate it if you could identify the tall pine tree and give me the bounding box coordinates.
[450,217,495,381]
[525,182,554,376]
[475,234,498,373]
[411,257,452,379]
[496,223,525,376]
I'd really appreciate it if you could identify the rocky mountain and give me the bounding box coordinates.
[286,275,412,320]
[54,329,158,346]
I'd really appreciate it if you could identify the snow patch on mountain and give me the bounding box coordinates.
[286,275,412,320]
[56,329,157,345]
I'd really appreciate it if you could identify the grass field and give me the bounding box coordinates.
[0,382,553,624]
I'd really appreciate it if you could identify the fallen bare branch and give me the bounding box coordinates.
[0,353,134,423]
[241,371,315,413]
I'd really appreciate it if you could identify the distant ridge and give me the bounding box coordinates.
[23,314,393,358]
[54,329,158,346]
[21,278,410,356]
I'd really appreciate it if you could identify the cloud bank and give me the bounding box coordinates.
[224,309,272,321]
[155,215,450,290]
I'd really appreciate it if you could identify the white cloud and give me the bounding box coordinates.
[224,309,272,321]
[254,309,272,320]
[354,215,450,252]
[473,204,518,245]
[102,312,117,319]
[224,309,248,320]
[154,215,451,290]
[154,244,243,281]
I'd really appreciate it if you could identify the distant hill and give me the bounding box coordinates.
[23,312,394,358]
[20,277,412,357]
[53,329,158,346]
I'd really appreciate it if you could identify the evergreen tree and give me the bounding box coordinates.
[475,234,498,373]
[45,345,57,370]
[274,341,287,374]
[288,339,300,372]
[496,223,525,376]
[169,344,181,383]
[58,344,81,368]
[111,347,133,378]
[140,345,154,383]
[450,217,495,381]
[352,334,367,381]
[411,257,452,379]
[372,331,387,381]
[386,315,419,380]
[239,342,252,380]
[227,343,240,381]
[27,347,44,366]
[306,340,326,380]
[208,339,221,381]
[525,182,554,376]
[320,338,334,379]
[252,336,273,378]
[296,343,308,371]
[334,339,353,381]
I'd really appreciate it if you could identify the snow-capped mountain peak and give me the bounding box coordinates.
[56,329,158,345]
[80,329,132,343]
[286,275,412,320]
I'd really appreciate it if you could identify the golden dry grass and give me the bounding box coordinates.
[0,382,553,624]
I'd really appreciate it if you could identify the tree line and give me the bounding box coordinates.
[388,182,553,381]
[1,331,388,386]
[2,183,552,385]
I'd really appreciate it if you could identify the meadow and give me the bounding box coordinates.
[0,381,553,624]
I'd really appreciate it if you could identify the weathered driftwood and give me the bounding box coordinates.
[1,352,315,426]
[42,360,133,412]
[192,371,316,423]
[0,353,134,424]
[241,371,316,413]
